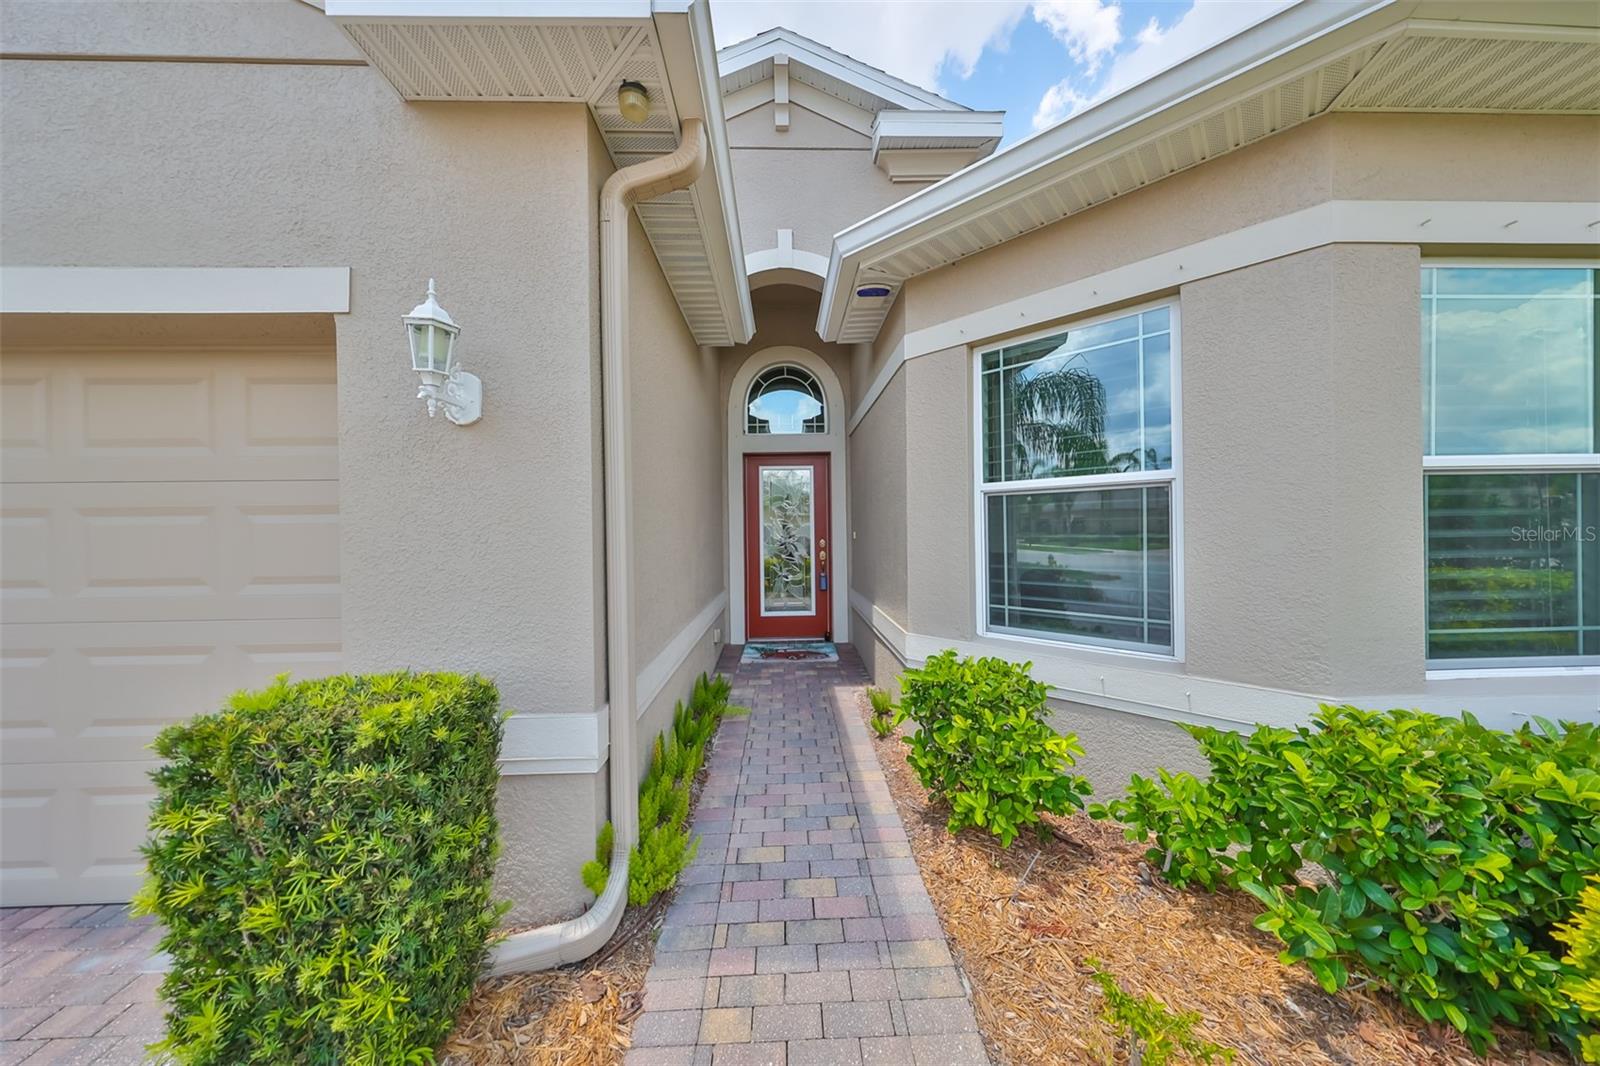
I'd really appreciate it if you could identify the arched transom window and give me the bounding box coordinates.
[746,364,826,435]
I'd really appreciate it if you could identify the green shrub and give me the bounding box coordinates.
[896,650,1091,847]
[1087,959,1235,1065]
[136,672,505,1066]
[583,672,729,907]
[1098,706,1600,1054]
[1554,877,1600,1063]
[867,687,895,738]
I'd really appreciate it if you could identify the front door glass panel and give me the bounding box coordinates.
[760,467,814,615]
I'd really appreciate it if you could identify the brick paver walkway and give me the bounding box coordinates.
[627,645,987,1066]
[0,904,165,1063]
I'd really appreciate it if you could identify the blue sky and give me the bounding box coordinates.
[711,1,1294,148]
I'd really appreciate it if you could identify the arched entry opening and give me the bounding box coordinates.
[726,346,849,645]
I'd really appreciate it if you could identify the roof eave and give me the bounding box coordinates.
[654,1,755,343]
[817,0,1411,342]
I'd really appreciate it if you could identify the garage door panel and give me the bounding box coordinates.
[1,761,159,906]
[1,339,341,907]
[1,618,343,766]
[2,349,337,483]
[2,481,340,623]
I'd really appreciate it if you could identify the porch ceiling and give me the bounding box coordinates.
[325,0,753,347]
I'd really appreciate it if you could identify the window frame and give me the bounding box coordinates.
[1421,257,1600,676]
[971,298,1184,662]
[745,362,828,436]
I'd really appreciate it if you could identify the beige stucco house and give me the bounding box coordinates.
[2,0,1597,946]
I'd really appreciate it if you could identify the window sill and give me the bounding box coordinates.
[978,626,1183,666]
[1425,665,1600,681]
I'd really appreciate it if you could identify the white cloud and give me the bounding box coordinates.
[1093,0,1295,101]
[709,0,1029,94]
[1032,0,1122,73]
[1028,0,1294,134]
[1032,80,1092,131]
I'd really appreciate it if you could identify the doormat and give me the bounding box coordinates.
[742,641,838,663]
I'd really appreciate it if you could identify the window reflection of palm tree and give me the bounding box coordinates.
[1010,361,1107,478]
[1004,362,1114,629]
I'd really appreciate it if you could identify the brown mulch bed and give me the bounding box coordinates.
[852,692,1573,1066]
[441,699,742,1064]
[439,906,660,1066]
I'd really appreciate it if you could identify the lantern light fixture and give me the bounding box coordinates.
[404,278,481,425]
[617,80,651,125]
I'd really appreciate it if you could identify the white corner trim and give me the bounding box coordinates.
[499,708,610,776]
[875,198,1600,377]
[846,335,904,434]
[635,590,729,719]
[0,267,352,315]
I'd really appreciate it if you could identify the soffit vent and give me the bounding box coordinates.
[1331,34,1600,113]
[333,9,745,346]
[342,20,642,101]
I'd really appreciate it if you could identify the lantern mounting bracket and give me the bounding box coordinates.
[419,366,482,425]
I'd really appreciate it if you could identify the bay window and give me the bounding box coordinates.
[978,304,1178,655]
[1423,266,1599,667]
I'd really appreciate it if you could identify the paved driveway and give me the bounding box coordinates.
[0,904,164,1064]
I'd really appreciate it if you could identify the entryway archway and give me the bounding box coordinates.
[726,346,849,645]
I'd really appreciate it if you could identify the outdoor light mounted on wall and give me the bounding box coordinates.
[404,279,481,425]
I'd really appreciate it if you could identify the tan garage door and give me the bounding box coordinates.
[1,341,341,905]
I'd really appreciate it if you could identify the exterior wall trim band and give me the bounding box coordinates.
[845,199,1600,434]
[0,266,352,314]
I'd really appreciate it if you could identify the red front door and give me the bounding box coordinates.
[744,453,831,641]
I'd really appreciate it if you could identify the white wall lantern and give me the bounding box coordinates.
[404,279,481,425]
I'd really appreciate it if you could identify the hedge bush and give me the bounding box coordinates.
[1098,706,1600,1055]
[583,672,733,908]
[136,672,505,1066]
[896,651,1091,847]
[1555,877,1600,1063]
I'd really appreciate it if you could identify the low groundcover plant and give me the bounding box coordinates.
[138,671,506,1065]
[583,672,736,908]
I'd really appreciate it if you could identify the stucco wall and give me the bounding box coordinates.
[728,101,930,261]
[854,109,1598,757]
[903,349,976,642]
[848,366,907,627]
[720,286,855,411]
[1,35,610,923]
[628,203,726,676]
[1182,244,1424,694]
[625,145,727,775]
[853,293,906,404]
[899,113,1600,335]
[0,0,362,60]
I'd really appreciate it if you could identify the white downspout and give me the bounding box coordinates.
[485,118,709,976]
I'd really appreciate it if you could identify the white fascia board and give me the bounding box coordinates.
[654,1,754,343]
[818,0,1410,340]
[717,27,965,112]
[327,0,650,21]
[871,111,1005,145]
[0,267,351,314]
